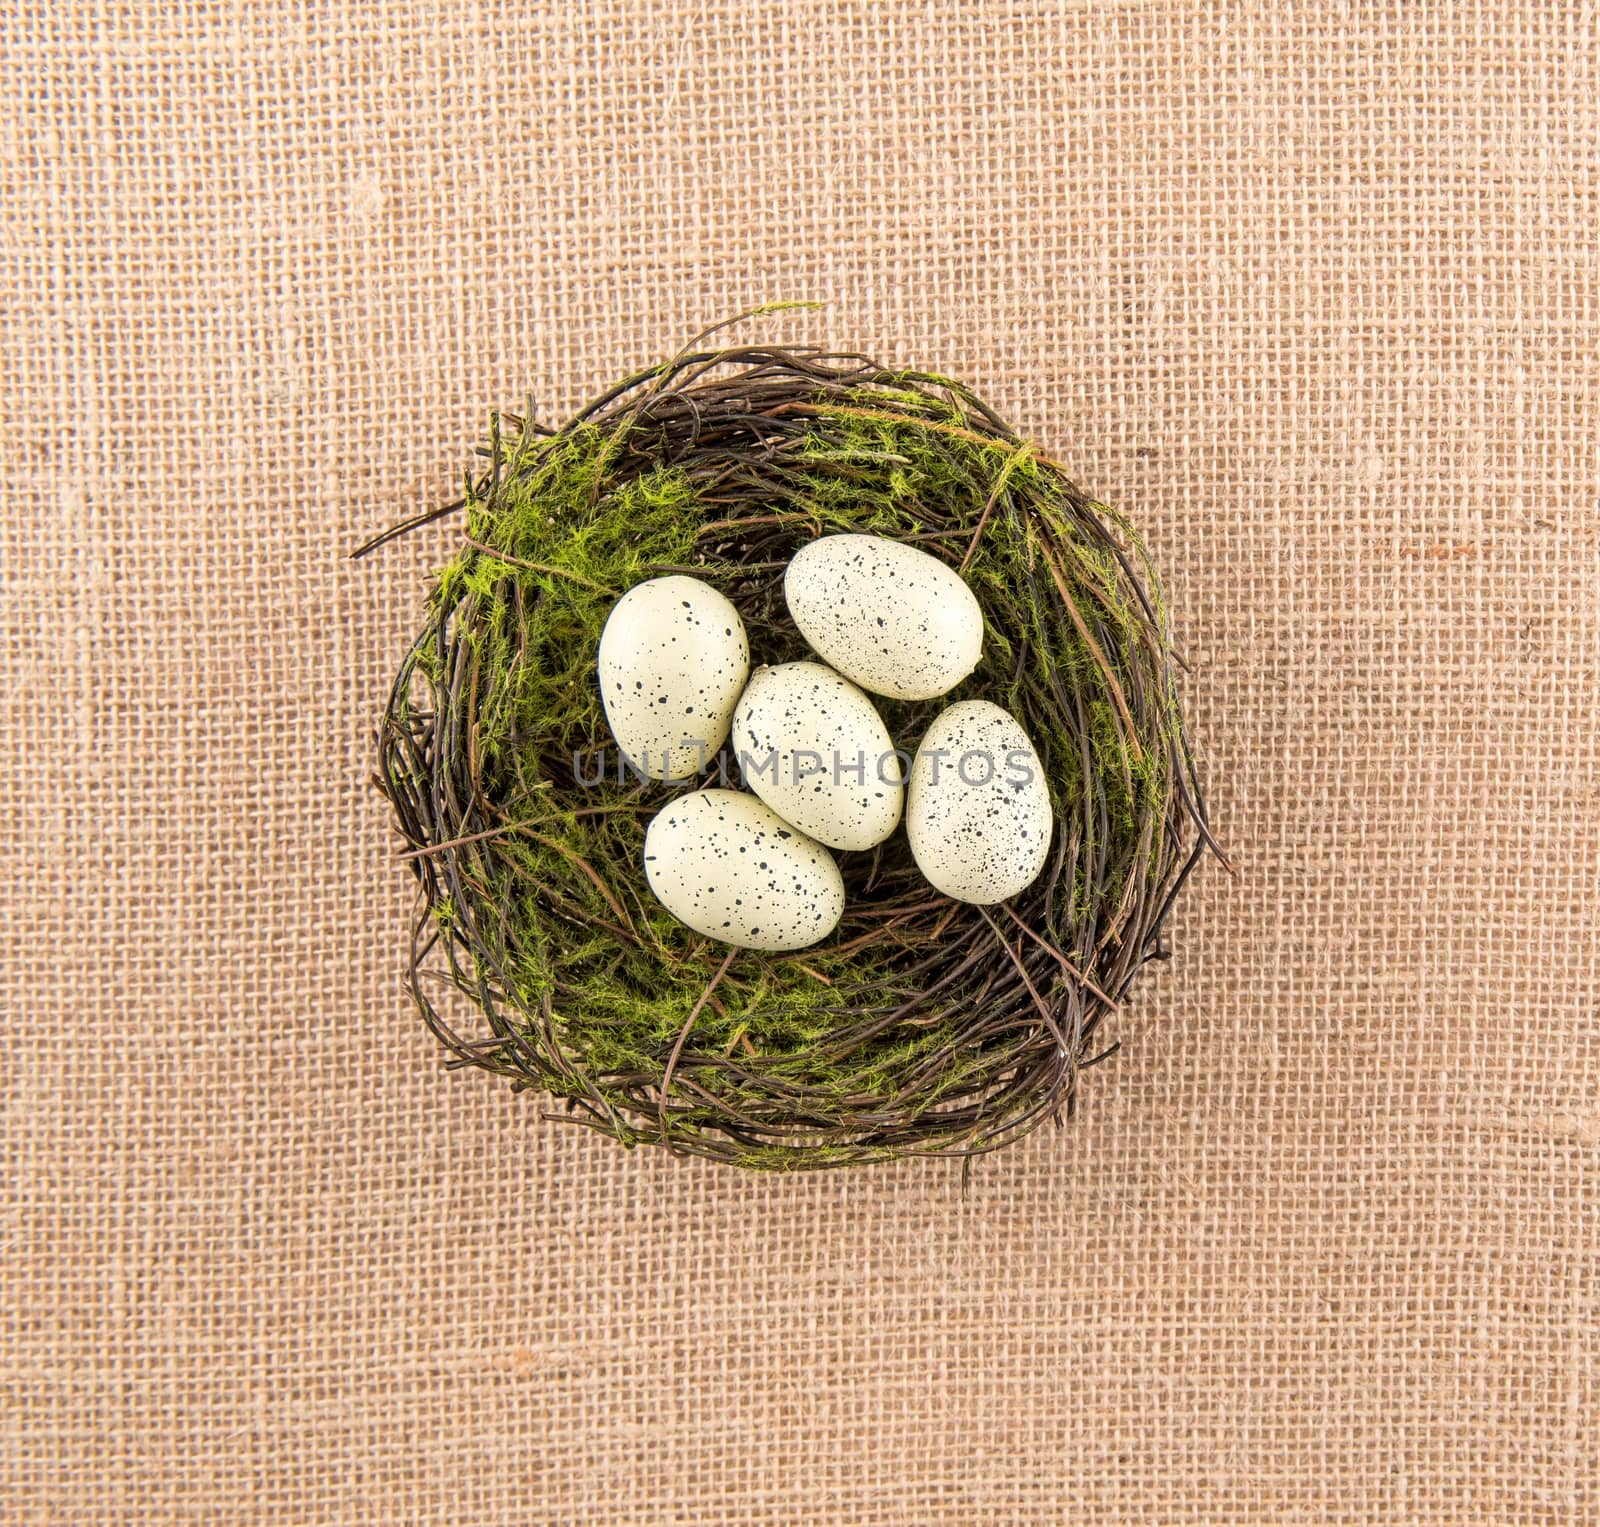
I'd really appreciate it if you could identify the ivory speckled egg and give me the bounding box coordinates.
[732,661,903,851]
[905,700,1053,905]
[597,575,748,781]
[783,533,984,701]
[643,789,845,951]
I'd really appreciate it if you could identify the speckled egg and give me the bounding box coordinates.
[783,533,984,701]
[597,575,748,781]
[731,662,903,852]
[905,700,1053,905]
[643,788,845,951]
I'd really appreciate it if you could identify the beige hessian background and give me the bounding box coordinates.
[4,4,1597,1523]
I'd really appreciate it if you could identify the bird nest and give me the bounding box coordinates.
[370,313,1222,1170]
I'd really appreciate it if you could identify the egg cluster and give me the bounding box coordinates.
[598,533,1053,951]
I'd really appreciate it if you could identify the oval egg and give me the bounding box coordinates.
[597,575,748,781]
[905,700,1053,905]
[732,661,903,851]
[643,788,845,951]
[784,533,984,701]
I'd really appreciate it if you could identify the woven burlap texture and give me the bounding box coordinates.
[4,4,1597,1523]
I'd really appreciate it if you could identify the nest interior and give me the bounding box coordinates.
[374,320,1220,1170]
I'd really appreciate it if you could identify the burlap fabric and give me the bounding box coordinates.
[5,4,1596,1522]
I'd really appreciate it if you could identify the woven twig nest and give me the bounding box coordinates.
[372,314,1221,1170]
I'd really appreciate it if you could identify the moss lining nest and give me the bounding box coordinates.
[370,312,1222,1170]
